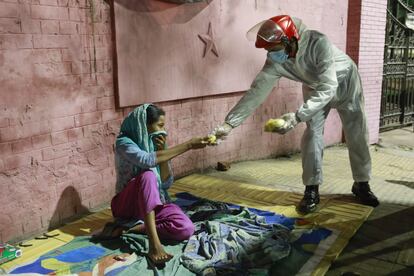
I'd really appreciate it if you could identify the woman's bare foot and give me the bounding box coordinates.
[148,244,173,265]
[143,210,172,265]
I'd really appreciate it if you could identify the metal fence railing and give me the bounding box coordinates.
[381,0,414,130]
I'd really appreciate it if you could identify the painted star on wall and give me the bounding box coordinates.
[198,22,219,58]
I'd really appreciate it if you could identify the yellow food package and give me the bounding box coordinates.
[207,135,217,144]
[264,118,285,132]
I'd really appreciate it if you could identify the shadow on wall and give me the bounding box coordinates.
[48,186,90,232]
[114,0,213,24]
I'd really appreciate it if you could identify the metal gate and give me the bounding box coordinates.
[381,0,414,130]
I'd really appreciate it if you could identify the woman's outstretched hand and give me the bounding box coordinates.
[188,137,209,149]
[155,136,209,164]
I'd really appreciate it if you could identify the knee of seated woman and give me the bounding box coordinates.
[138,170,157,183]
[177,222,195,240]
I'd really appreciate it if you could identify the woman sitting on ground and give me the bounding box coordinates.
[98,104,209,265]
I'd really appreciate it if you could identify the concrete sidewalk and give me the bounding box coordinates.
[205,127,414,275]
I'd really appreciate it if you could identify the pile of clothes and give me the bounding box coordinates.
[121,193,295,275]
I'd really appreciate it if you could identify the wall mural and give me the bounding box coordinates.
[112,0,348,107]
[113,0,282,107]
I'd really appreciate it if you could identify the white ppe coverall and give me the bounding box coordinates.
[225,18,371,186]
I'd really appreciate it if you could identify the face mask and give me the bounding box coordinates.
[149,130,168,149]
[267,49,289,64]
[149,130,168,140]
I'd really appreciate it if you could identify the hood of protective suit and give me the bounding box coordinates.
[291,17,308,42]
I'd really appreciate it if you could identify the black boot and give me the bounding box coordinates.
[352,182,379,207]
[297,185,320,214]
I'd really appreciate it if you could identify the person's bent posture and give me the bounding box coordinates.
[213,15,379,214]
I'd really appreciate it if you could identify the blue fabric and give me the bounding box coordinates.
[243,207,295,230]
[11,262,53,274]
[295,228,332,244]
[180,206,291,274]
[173,192,200,207]
[174,192,296,229]
[54,246,105,262]
[115,104,171,203]
[173,192,293,274]
[10,241,109,275]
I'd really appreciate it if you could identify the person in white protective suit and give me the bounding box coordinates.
[212,15,379,213]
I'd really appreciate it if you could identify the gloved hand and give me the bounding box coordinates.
[275,112,300,134]
[210,122,233,145]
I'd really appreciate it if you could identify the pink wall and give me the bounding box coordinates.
[347,0,387,143]
[0,0,350,242]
